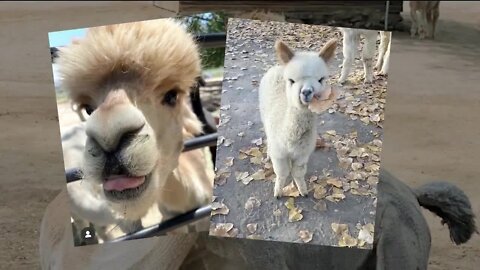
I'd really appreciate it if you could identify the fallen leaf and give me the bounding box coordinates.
[251,137,263,146]
[251,169,266,180]
[224,157,234,167]
[273,208,282,218]
[331,223,348,236]
[211,202,230,216]
[210,223,238,238]
[282,182,300,197]
[326,178,343,188]
[325,193,346,202]
[238,152,249,160]
[220,104,231,110]
[245,197,261,210]
[367,176,379,185]
[313,201,327,212]
[351,162,363,171]
[246,234,264,240]
[246,223,258,234]
[308,85,340,114]
[224,139,234,147]
[250,156,263,165]
[217,136,225,146]
[357,224,374,245]
[285,198,303,222]
[313,185,327,199]
[298,230,314,243]
[339,233,358,247]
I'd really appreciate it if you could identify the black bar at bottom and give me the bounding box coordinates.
[108,204,212,243]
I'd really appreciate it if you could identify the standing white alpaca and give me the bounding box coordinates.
[338,28,391,84]
[259,39,338,198]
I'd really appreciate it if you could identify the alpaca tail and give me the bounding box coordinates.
[414,181,478,245]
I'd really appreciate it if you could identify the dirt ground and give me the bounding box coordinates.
[0,1,479,270]
[210,19,385,248]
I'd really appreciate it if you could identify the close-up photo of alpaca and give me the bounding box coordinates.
[210,18,391,247]
[40,18,221,248]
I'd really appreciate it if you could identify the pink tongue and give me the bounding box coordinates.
[103,176,145,191]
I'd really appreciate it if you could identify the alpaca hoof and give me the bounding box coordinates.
[297,186,308,197]
[299,191,308,197]
[376,71,387,77]
[363,79,373,85]
[274,188,282,198]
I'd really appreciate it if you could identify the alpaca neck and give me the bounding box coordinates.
[284,101,316,142]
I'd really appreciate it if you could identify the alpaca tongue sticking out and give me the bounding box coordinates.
[103,175,145,191]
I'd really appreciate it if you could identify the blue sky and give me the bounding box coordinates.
[48,28,87,47]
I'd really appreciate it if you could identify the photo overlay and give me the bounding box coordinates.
[49,16,226,246]
[210,18,391,248]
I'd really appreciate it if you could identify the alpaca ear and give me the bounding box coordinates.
[275,40,294,65]
[319,39,338,63]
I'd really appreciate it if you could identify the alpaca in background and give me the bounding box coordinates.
[410,1,441,39]
[338,28,391,84]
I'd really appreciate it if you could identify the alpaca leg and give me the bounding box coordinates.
[410,7,418,38]
[417,10,428,39]
[291,159,309,197]
[426,8,434,39]
[379,32,391,75]
[338,31,358,84]
[362,31,377,84]
[374,31,387,70]
[271,156,290,198]
[431,5,440,39]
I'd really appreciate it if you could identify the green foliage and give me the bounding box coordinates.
[182,12,227,69]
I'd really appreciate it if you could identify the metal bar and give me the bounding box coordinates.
[183,133,218,153]
[384,1,390,31]
[108,204,212,243]
[195,33,226,49]
[65,133,218,183]
[66,168,84,183]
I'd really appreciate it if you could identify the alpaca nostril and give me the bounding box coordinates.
[301,89,313,97]
[115,123,145,151]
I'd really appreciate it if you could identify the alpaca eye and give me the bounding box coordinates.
[83,105,95,115]
[318,77,325,84]
[288,79,295,84]
[163,89,178,106]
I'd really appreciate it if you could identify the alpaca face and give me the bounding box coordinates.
[275,40,338,109]
[57,19,202,220]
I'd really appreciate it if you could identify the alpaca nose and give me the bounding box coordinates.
[85,90,146,153]
[301,87,314,97]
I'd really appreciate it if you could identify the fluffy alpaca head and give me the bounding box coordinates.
[275,39,337,109]
[56,18,203,220]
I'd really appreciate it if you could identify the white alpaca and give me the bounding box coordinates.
[338,28,392,84]
[259,39,337,198]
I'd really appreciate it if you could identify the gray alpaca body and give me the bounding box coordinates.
[188,168,477,270]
